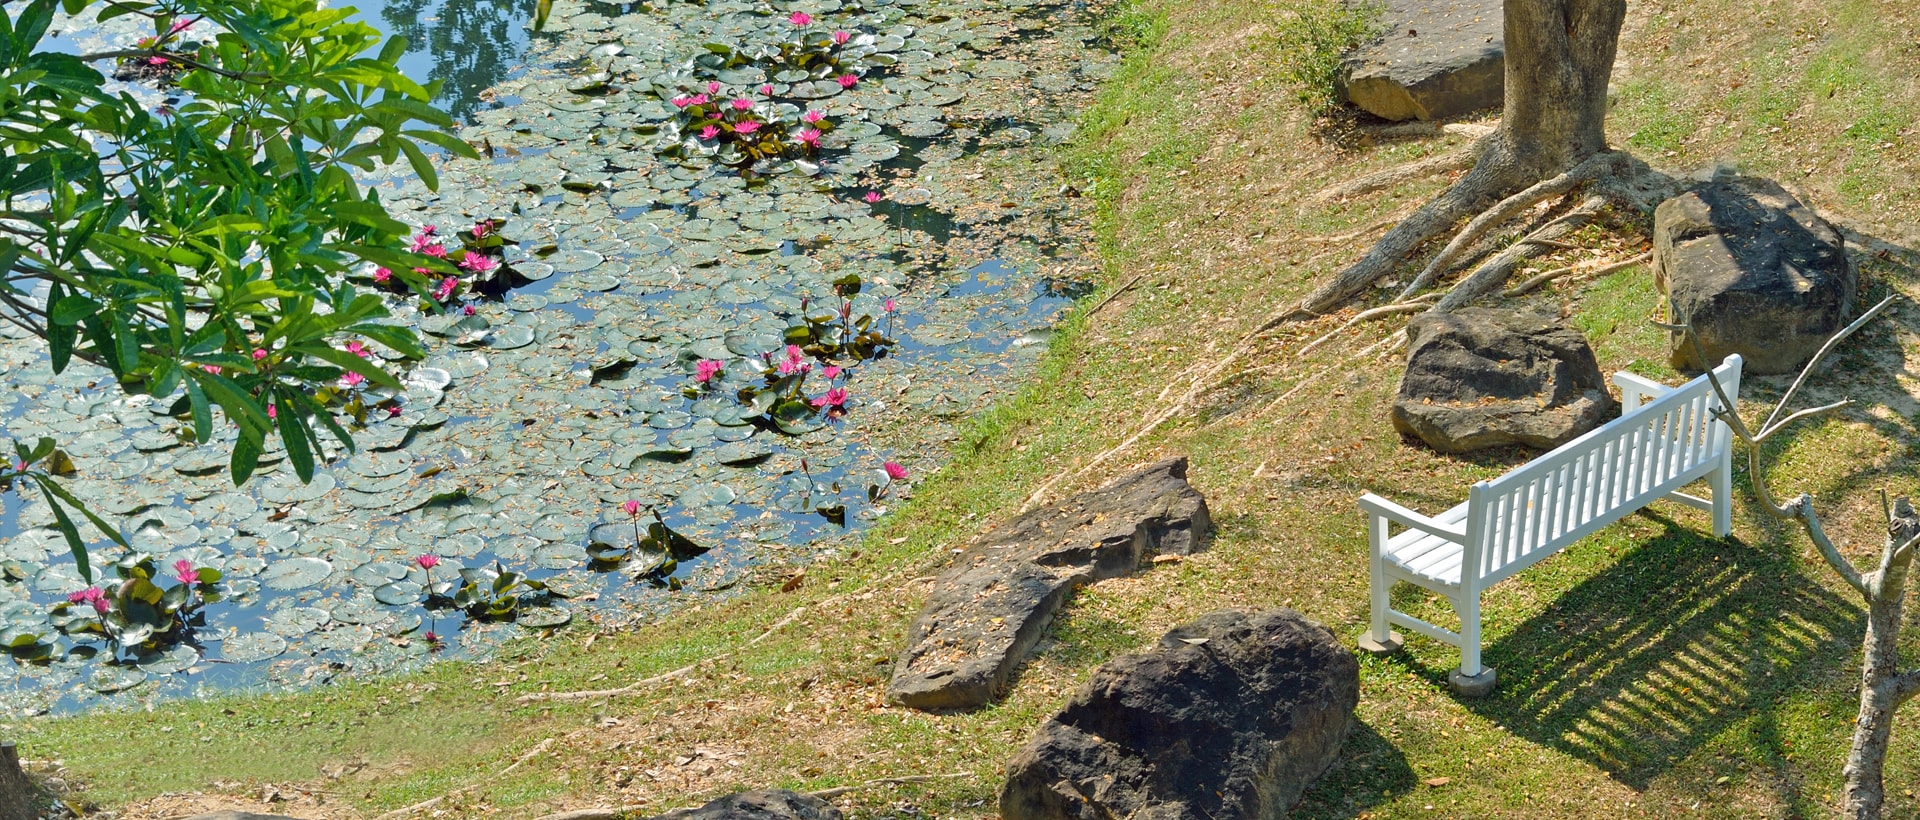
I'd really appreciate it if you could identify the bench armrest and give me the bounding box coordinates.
[1359,493,1468,542]
[1613,371,1670,408]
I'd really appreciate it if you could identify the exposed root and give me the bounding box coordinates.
[1218,331,1405,430]
[1393,153,1622,302]
[1086,272,1147,318]
[1281,178,1500,324]
[1503,251,1652,298]
[1294,296,1437,359]
[1312,145,1482,203]
[374,738,557,819]
[531,809,647,820]
[1302,213,1407,245]
[1429,193,1612,311]
[806,772,976,799]
[1353,121,1499,141]
[514,605,806,704]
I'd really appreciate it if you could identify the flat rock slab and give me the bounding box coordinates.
[888,457,1210,711]
[1654,176,1856,375]
[1000,609,1359,820]
[1393,307,1617,453]
[1337,0,1504,121]
[650,790,841,820]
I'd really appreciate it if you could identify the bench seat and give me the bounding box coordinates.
[1359,354,1744,695]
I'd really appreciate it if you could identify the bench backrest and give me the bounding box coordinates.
[1462,355,1743,589]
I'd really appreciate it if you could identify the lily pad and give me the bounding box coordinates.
[260,557,333,591]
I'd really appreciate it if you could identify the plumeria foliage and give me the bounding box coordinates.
[0,0,477,570]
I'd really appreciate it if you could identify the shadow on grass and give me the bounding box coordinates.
[1462,512,1861,790]
[1292,720,1417,818]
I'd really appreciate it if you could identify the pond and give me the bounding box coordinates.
[0,0,1116,715]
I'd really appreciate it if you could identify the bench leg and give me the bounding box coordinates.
[1358,517,1403,656]
[1710,453,1734,538]
[1449,593,1497,697]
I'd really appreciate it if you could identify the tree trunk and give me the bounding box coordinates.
[0,741,40,820]
[1844,506,1920,819]
[1292,0,1629,316]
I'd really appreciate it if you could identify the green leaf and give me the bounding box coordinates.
[230,429,263,485]
[276,394,316,483]
[38,488,92,584]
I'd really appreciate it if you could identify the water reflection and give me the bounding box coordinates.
[362,0,543,122]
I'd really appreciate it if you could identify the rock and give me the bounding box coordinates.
[1393,308,1617,453]
[649,790,840,820]
[888,457,1211,711]
[1336,0,1504,121]
[1000,609,1358,820]
[1653,176,1856,375]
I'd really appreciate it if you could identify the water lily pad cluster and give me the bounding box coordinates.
[0,0,1118,714]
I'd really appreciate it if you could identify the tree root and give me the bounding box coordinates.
[1503,251,1651,298]
[1312,145,1482,203]
[527,774,977,820]
[514,605,806,704]
[375,738,557,819]
[1393,153,1621,302]
[1294,296,1437,359]
[1429,193,1612,311]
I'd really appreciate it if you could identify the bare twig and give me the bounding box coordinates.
[1086,272,1146,318]
[1759,295,1899,432]
[1312,146,1481,203]
[530,808,649,820]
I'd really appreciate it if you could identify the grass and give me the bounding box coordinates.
[16,0,1920,816]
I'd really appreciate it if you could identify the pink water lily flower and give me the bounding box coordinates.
[699,125,721,140]
[796,127,822,147]
[695,359,724,383]
[434,276,459,301]
[409,230,438,253]
[252,348,268,361]
[802,109,825,124]
[812,387,848,409]
[266,404,277,420]
[168,17,193,33]
[778,357,811,376]
[734,120,762,134]
[884,298,897,312]
[172,559,198,585]
[373,266,392,283]
[622,499,642,516]
[202,364,222,375]
[832,30,851,44]
[731,97,754,111]
[146,56,168,66]
[759,84,774,95]
[822,365,842,379]
[67,587,110,615]
[459,253,498,273]
[415,554,441,570]
[345,340,371,358]
[836,74,858,88]
[463,304,476,316]
[864,190,883,204]
[786,345,805,362]
[420,243,448,259]
[671,96,693,108]
[883,461,909,481]
[788,11,812,25]
[387,406,403,419]
[689,93,710,106]
[706,81,721,94]
[341,371,366,388]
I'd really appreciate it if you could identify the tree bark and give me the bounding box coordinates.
[0,741,40,820]
[1292,0,1629,316]
[1843,505,1920,819]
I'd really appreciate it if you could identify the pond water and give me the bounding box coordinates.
[0,0,1114,715]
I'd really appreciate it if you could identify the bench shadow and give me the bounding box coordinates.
[1456,511,1861,790]
[1291,719,1417,819]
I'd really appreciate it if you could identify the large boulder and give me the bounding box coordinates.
[1393,308,1617,453]
[1654,176,1856,374]
[1000,610,1358,820]
[888,457,1210,711]
[1335,0,1504,121]
[649,790,841,820]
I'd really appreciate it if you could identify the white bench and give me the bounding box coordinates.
[1358,354,1744,695]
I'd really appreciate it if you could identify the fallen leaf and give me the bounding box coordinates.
[1425,777,1452,787]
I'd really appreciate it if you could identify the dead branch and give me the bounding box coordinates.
[1393,154,1620,302]
[1503,251,1651,297]
[530,807,648,820]
[374,738,555,819]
